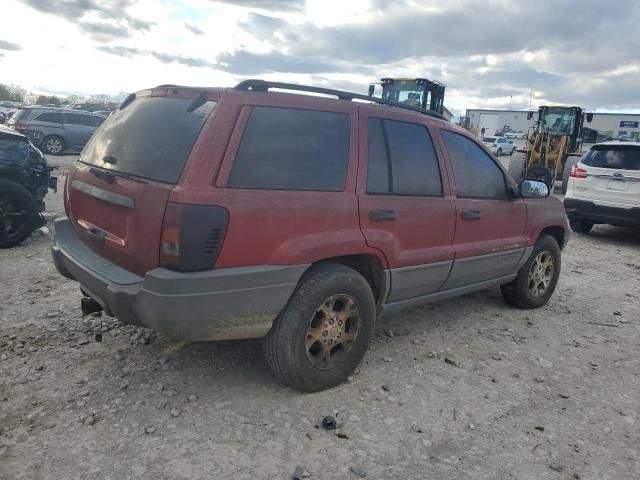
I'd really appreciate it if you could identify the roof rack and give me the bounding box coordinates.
[234,79,444,120]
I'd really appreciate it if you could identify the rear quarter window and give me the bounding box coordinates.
[582,146,640,171]
[80,97,215,184]
[228,107,350,191]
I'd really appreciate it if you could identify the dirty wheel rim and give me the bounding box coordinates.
[305,294,360,370]
[528,251,554,297]
[0,194,28,241]
[46,137,62,154]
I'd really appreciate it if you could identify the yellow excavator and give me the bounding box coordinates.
[368,78,446,115]
[508,106,593,193]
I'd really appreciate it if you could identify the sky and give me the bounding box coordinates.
[1,0,639,116]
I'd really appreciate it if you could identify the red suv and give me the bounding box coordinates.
[52,80,569,391]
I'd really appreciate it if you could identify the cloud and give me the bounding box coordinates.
[97,45,216,69]
[18,0,154,40]
[184,23,204,35]
[209,0,305,11]
[0,40,21,51]
[215,50,363,75]
[150,52,215,68]
[80,21,131,40]
[96,45,142,58]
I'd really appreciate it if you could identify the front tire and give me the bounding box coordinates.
[510,147,516,156]
[42,135,65,155]
[0,179,40,249]
[569,218,594,234]
[496,148,502,156]
[263,263,376,392]
[501,236,561,309]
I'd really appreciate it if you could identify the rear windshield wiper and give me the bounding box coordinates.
[89,166,147,184]
[186,91,207,112]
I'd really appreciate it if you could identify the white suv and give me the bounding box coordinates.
[564,142,640,233]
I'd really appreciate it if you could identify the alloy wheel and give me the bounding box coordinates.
[305,294,360,369]
[528,251,554,297]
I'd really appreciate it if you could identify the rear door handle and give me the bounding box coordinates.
[86,226,107,244]
[369,209,397,222]
[461,210,482,220]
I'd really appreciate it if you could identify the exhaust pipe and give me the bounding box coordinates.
[81,296,103,316]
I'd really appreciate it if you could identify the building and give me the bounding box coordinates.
[464,108,640,141]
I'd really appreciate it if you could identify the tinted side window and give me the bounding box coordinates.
[91,115,106,127]
[367,118,442,196]
[65,113,94,126]
[441,130,507,199]
[35,112,64,124]
[228,107,349,191]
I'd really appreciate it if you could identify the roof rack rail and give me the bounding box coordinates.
[234,79,444,120]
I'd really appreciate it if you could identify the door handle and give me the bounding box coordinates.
[461,210,482,220]
[86,226,107,244]
[369,209,397,222]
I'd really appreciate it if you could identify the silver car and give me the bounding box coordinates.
[482,136,517,156]
[8,107,106,155]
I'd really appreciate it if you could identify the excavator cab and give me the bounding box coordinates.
[368,78,446,115]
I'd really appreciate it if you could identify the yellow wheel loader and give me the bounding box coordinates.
[508,106,593,193]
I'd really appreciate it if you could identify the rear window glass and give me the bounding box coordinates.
[35,112,64,124]
[583,146,640,171]
[80,97,215,184]
[484,137,496,142]
[228,107,349,191]
[64,113,94,126]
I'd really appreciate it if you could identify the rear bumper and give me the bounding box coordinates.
[51,218,307,341]
[564,197,640,226]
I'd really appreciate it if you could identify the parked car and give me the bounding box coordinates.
[51,80,569,391]
[564,141,640,233]
[482,136,517,156]
[65,103,113,113]
[0,124,55,248]
[8,107,106,155]
[505,130,525,139]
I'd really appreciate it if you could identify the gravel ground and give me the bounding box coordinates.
[1,154,639,480]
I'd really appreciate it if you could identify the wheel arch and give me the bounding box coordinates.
[539,225,566,250]
[303,254,388,304]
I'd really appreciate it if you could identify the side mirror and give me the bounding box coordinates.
[368,84,375,96]
[519,179,549,198]
[527,111,533,120]
[586,112,593,123]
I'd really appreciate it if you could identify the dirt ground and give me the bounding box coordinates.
[1,153,639,480]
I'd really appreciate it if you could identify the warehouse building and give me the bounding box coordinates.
[464,108,640,141]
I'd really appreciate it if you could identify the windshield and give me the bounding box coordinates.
[80,96,215,184]
[541,108,577,134]
[381,81,425,107]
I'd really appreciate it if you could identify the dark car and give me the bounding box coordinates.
[0,125,54,248]
[51,80,569,391]
[8,107,106,155]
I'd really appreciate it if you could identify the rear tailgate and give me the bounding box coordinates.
[65,92,216,276]
[575,144,640,205]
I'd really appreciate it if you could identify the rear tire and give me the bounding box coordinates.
[0,178,40,249]
[263,263,376,392]
[501,235,561,309]
[569,218,594,234]
[562,157,579,194]
[42,135,65,155]
[507,152,528,183]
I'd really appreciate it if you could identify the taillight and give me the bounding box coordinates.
[15,122,29,129]
[570,165,588,178]
[160,203,229,272]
